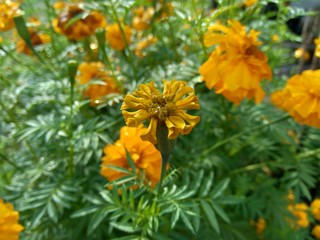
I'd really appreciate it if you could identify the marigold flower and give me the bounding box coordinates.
[16,28,51,55]
[101,125,162,188]
[272,34,279,42]
[294,48,310,61]
[244,0,257,7]
[53,3,106,41]
[132,6,154,31]
[250,217,266,234]
[314,37,320,58]
[105,23,133,51]
[271,70,320,128]
[311,198,320,221]
[121,80,200,144]
[288,203,309,229]
[199,20,272,104]
[134,35,157,57]
[0,0,21,32]
[313,225,320,239]
[0,199,24,240]
[76,62,119,106]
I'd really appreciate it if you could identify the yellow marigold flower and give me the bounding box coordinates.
[0,199,24,240]
[272,34,279,42]
[313,225,320,239]
[0,0,21,32]
[311,198,320,221]
[16,28,51,55]
[101,125,162,188]
[134,35,157,57]
[294,47,310,61]
[121,80,200,144]
[288,203,309,229]
[105,23,133,51]
[0,36,2,44]
[314,37,320,58]
[244,0,257,7]
[53,3,106,41]
[271,70,320,129]
[132,6,154,31]
[199,20,272,104]
[76,62,119,106]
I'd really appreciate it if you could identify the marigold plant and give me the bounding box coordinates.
[105,23,133,51]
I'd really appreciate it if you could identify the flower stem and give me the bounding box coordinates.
[202,114,290,156]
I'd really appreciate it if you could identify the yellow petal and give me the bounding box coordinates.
[141,118,158,144]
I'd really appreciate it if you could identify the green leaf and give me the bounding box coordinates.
[201,200,220,234]
[211,178,230,199]
[180,211,195,234]
[87,208,110,235]
[199,171,214,197]
[125,148,136,173]
[170,209,180,229]
[210,202,230,223]
[71,206,99,218]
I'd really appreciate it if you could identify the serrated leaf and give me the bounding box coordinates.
[210,202,230,223]
[211,178,230,199]
[170,209,180,229]
[180,212,195,234]
[201,200,220,234]
[47,200,59,223]
[199,171,214,197]
[87,208,110,235]
[71,206,99,218]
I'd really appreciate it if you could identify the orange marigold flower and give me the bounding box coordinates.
[311,198,320,221]
[244,0,257,7]
[288,203,309,229]
[53,3,106,41]
[294,48,310,61]
[199,20,272,104]
[121,80,200,144]
[134,35,157,57]
[132,6,154,31]
[101,125,162,188]
[0,199,24,240]
[314,37,320,58]
[271,70,320,128]
[76,62,119,106]
[313,225,320,239]
[0,0,21,32]
[105,23,133,51]
[16,28,51,55]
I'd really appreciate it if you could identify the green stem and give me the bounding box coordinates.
[108,0,138,80]
[201,114,290,156]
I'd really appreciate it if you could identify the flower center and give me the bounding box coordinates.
[147,94,177,121]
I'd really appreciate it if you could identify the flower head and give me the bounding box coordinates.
[244,0,257,7]
[311,198,320,221]
[271,70,320,128]
[288,203,309,229]
[101,125,162,188]
[0,199,24,240]
[53,3,106,40]
[314,37,320,58]
[76,62,119,106]
[132,7,154,31]
[313,225,320,239]
[105,23,133,51]
[121,80,200,144]
[294,48,310,61]
[199,20,272,104]
[134,35,157,57]
[0,0,21,32]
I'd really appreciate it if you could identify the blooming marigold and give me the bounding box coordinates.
[16,28,51,55]
[294,47,310,61]
[244,0,257,7]
[311,198,320,221]
[0,199,24,240]
[76,62,119,106]
[53,3,106,41]
[288,203,309,229]
[134,35,157,57]
[0,0,21,32]
[101,125,162,188]
[105,23,133,51]
[121,80,200,144]
[132,6,154,31]
[314,37,320,58]
[199,20,272,104]
[271,70,320,128]
[313,225,320,239]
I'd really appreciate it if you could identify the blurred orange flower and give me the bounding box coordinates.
[311,198,320,221]
[199,20,272,104]
[132,6,154,31]
[0,199,24,240]
[288,203,309,229]
[134,35,157,57]
[244,0,257,7]
[314,37,320,58]
[105,23,133,51]
[271,70,320,128]
[53,3,105,41]
[0,0,21,32]
[313,225,320,239]
[121,80,200,144]
[294,48,310,61]
[101,125,162,188]
[76,62,119,106]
